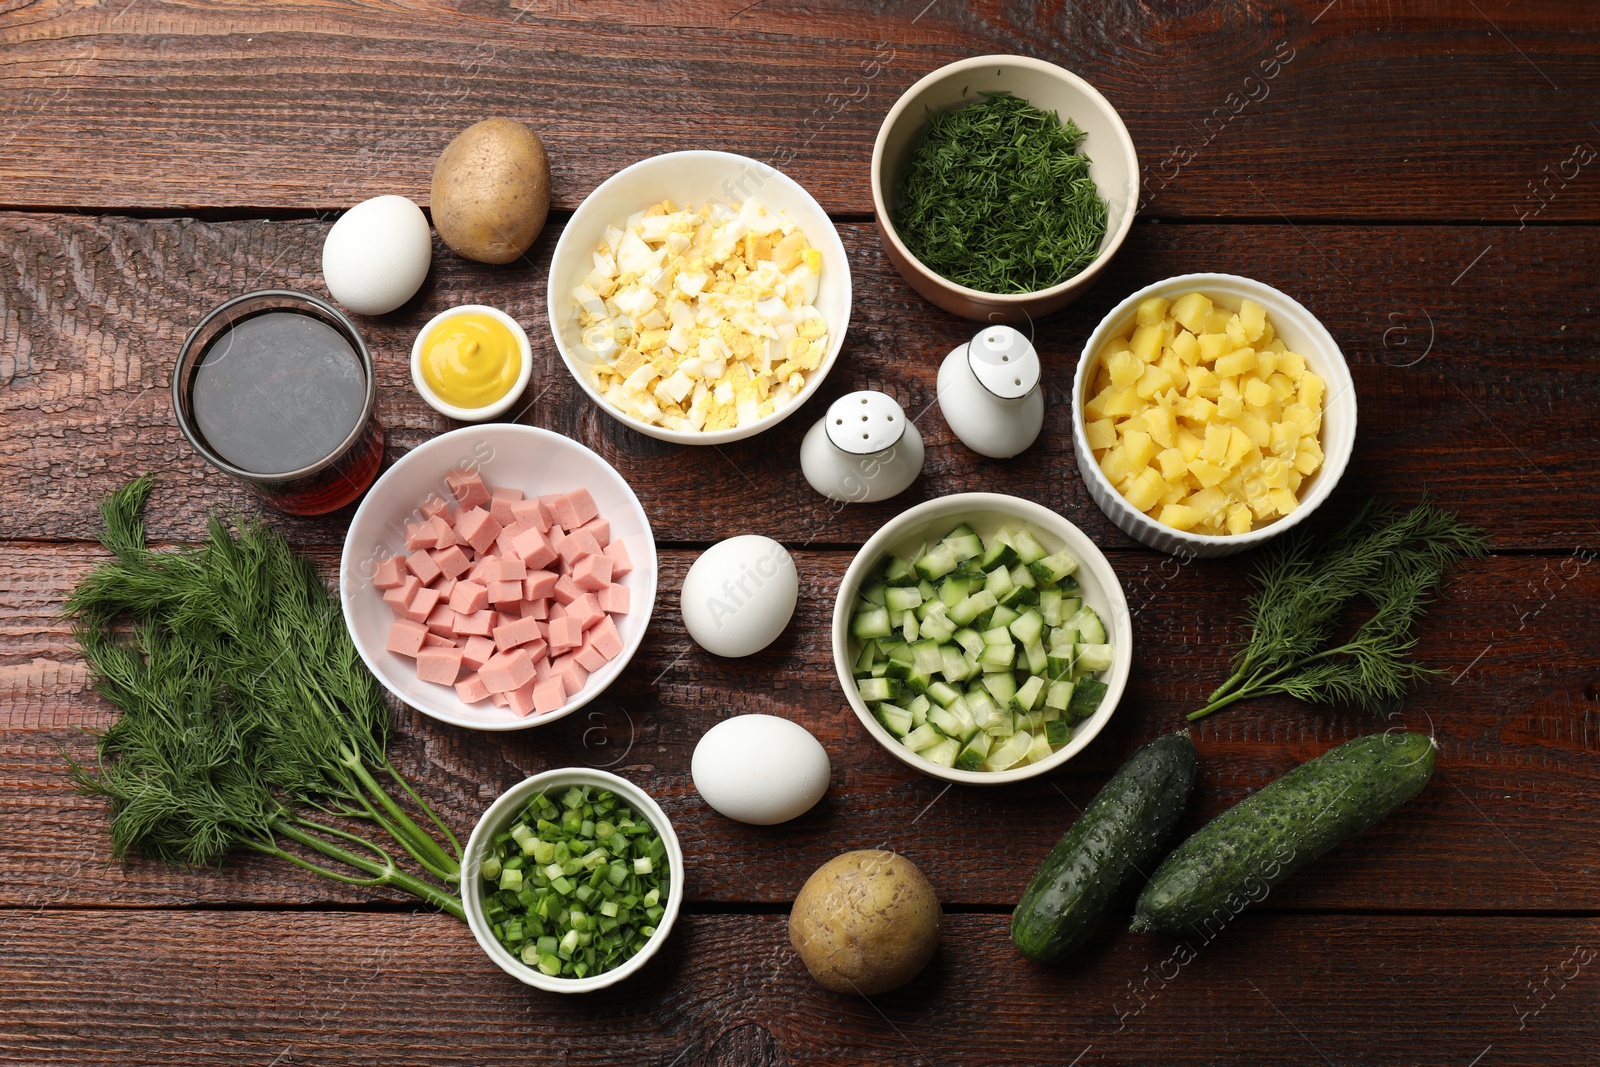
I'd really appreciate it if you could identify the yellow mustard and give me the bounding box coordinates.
[420,312,521,409]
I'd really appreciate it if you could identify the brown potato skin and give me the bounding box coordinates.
[431,118,550,265]
[788,849,942,996]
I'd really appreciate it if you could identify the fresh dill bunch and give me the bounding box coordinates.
[1188,501,1486,722]
[894,91,1108,294]
[66,478,464,917]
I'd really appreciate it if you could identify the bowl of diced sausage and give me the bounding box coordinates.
[339,424,657,731]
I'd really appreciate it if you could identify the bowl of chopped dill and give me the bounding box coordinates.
[871,55,1138,323]
[464,768,684,992]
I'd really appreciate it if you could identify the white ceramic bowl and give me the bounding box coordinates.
[547,150,852,445]
[339,424,658,731]
[871,54,1139,323]
[1072,273,1357,558]
[463,768,684,993]
[831,493,1132,786]
[410,304,533,422]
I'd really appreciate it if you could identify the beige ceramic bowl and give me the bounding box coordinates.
[871,55,1139,323]
[1071,273,1357,558]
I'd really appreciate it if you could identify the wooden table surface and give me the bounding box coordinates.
[4,2,1599,1064]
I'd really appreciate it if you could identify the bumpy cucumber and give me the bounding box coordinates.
[1011,732,1197,963]
[1132,732,1436,936]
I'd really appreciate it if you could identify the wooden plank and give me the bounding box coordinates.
[1,213,1597,549]
[6,542,1597,910]
[0,910,1595,1065]
[1,2,1599,219]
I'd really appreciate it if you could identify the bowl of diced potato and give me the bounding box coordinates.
[1072,273,1356,557]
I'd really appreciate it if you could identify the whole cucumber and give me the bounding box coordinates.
[1132,731,1436,937]
[1011,732,1197,963]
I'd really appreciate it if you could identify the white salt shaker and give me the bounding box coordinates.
[800,390,924,503]
[936,325,1045,458]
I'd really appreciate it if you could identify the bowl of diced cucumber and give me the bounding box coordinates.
[833,493,1132,784]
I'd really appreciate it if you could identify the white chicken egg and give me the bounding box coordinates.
[321,195,432,316]
[680,535,797,658]
[692,714,830,825]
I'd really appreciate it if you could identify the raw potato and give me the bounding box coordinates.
[788,850,942,995]
[431,118,551,265]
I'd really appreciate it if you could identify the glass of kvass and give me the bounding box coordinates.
[173,290,386,516]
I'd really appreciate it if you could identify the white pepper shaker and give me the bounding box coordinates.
[936,325,1045,458]
[800,390,924,503]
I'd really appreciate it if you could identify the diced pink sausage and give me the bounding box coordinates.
[551,654,590,697]
[552,574,582,606]
[455,673,490,703]
[460,635,496,671]
[557,489,599,529]
[466,556,497,584]
[373,556,406,589]
[547,615,583,653]
[572,554,613,592]
[416,646,464,686]
[574,517,611,547]
[436,577,457,600]
[449,580,489,615]
[547,600,566,621]
[567,592,605,632]
[425,603,458,636]
[532,676,567,715]
[382,574,421,615]
[523,569,559,599]
[492,614,545,653]
[489,489,522,527]
[510,498,551,532]
[493,524,525,558]
[479,648,536,694]
[385,618,429,658]
[487,556,524,582]
[510,526,557,569]
[454,609,495,637]
[505,678,539,717]
[422,632,455,648]
[557,531,603,566]
[404,521,439,551]
[445,469,491,510]
[604,540,633,578]
[455,507,503,555]
[404,585,441,623]
[599,583,630,616]
[574,640,608,672]
[520,597,549,620]
[488,580,523,607]
[589,615,624,660]
[406,550,443,586]
[420,493,452,521]
[489,691,510,708]
[431,544,472,581]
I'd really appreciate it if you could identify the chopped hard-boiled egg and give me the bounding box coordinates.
[573,198,828,432]
[1085,292,1326,536]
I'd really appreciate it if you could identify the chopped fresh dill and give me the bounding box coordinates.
[894,91,1108,295]
[1187,500,1486,722]
[65,477,464,919]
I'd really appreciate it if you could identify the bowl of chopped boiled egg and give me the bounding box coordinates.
[548,150,852,444]
[1072,273,1357,558]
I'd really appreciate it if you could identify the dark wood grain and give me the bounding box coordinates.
[6,542,1596,910]
[1,910,1595,1066]
[2,2,1599,220]
[2,213,1597,550]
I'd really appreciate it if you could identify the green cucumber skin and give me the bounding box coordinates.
[1132,732,1436,937]
[1011,733,1197,964]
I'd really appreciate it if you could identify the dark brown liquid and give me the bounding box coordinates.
[191,311,366,475]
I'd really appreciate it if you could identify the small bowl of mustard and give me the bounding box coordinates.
[411,304,533,422]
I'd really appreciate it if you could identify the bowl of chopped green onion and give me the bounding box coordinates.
[871,55,1138,323]
[832,492,1132,785]
[463,768,684,992]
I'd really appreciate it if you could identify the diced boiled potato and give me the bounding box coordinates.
[1159,481,1188,507]
[1156,447,1188,481]
[1225,426,1254,470]
[1299,372,1326,407]
[1269,487,1299,515]
[1201,423,1231,465]
[1243,377,1274,408]
[1278,350,1307,378]
[1226,503,1253,535]
[1125,468,1167,512]
[1238,299,1266,342]
[1216,394,1244,421]
[1136,296,1171,326]
[1213,348,1257,378]
[1182,395,1217,424]
[1171,292,1213,335]
[1186,365,1220,398]
[1085,418,1118,450]
[1102,388,1142,418]
[1225,315,1249,347]
[1131,323,1164,362]
[1176,427,1204,462]
[1135,364,1174,399]
[1171,329,1201,366]
[1238,412,1271,449]
[1198,333,1232,362]
[1255,350,1279,379]
[1108,349,1144,388]
[1159,503,1204,531]
[1269,371,1297,403]
[1122,429,1157,473]
[1085,385,1114,420]
[1145,402,1176,448]
[1098,447,1131,485]
[1205,308,1233,334]
[1269,421,1300,458]
[1187,458,1229,489]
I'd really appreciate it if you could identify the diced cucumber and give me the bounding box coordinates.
[863,583,888,607]
[907,694,930,727]
[979,642,1015,669]
[985,730,1034,771]
[1008,609,1045,646]
[1039,588,1064,627]
[988,604,1021,630]
[929,703,975,741]
[919,613,956,643]
[1023,731,1055,765]
[948,590,998,625]
[1024,640,1048,676]
[1046,678,1075,711]
[855,640,878,673]
[1075,643,1114,674]
[981,672,1017,705]
[1012,530,1049,565]
[851,606,892,640]
[914,542,962,581]
[1011,675,1046,712]
[953,628,985,657]
[1067,606,1106,644]
[900,610,919,642]
[940,645,970,683]
[883,555,917,586]
[1046,649,1076,679]
[912,640,943,675]
[923,737,961,768]
[942,530,984,561]
[1045,719,1072,746]
[885,586,923,612]
[876,704,913,737]
[955,730,992,771]
[903,722,945,752]
[1009,563,1036,590]
[1068,677,1108,719]
[984,566,1014,598]
[1029,549,1080,585]
[979,530,1019,570]
[939,576,977,607]
[925,679,961,708]
[856,676,899,702]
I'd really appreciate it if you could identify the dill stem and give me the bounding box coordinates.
[338,748,461,883]
[253,820,464,919]
[383,755,463,859]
